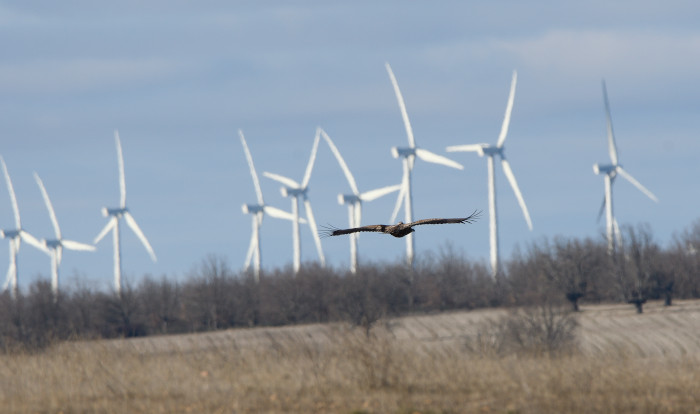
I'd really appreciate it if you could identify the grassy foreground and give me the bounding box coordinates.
[1,305,699,413]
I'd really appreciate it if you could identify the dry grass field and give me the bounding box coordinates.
[1,300,699,413]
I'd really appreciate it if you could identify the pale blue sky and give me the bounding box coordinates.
[1,1,698,290]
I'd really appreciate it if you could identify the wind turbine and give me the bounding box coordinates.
[446,70,532,277]
[0,156,48,298]
[263,129,325,273]
[385,62,464,267]
[94,131,157,296]
[319,127,401,273]
[593,80,658,253]
[239,129,301,281]
[34,172,95,300]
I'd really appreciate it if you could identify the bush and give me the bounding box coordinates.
[467,302,579,357]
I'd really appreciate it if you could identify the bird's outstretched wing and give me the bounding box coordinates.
[320,224,386,238]
[407,210,481,228]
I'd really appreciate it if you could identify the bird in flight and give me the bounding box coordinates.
[321,210,481,239]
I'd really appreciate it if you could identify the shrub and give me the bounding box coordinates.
[467,302,579,357]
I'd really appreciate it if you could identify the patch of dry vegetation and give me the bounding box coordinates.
[1,303,699,413]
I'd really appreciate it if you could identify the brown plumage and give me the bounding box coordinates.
[321,210,481,238]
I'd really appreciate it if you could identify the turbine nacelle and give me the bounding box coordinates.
[44,239,60,248]
[593,163,617,175]
[391,146,416,159]
[281,187,308,198]
[242,204,264,215]
[102,207,128,218]
[480,145,504,157]
[0,229,19,238]
[338,194,361,205]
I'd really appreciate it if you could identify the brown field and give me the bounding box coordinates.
[1,300,699,413]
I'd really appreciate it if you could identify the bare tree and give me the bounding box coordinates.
[615,224,659,313]
[670,218,700,299]
[97,281,147,337]
[504,241,557,307]
[549,237,608,311]
[338,267,391,337]
[415,243,497,311]
[139,276,183,334]
[183,255,238,330]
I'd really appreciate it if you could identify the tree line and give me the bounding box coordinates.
[1,220,698,351]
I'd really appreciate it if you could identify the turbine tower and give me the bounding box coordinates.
[263,129,325,273]
[593,80,658,253]
[320,127,401,273]
[447,71,532,277]
[34,172,95,300]
[94,131,157,296]
[239,130,300,281]
[385,62,464,267]
[0,156,47,298]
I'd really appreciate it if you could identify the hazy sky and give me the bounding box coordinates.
[1,1,699,291]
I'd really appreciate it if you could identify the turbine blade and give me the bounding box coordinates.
[385,62,416,148]
[389,188,404,224]
[62,239,97,252]
[390,168,408,223]
[304,199,325,266]
[113,221,121,293]
[415,148,464,170]
[244,230,256,270]
[596,195,606,223]
[496,70,517,148]
[616,167,659,202]
[56,245,63,266]
[115,130,127,208]
[301,129,321,188]
[0,155,21,228]
[123,211,157,262]
[239,130,265,205]
[319,128,360,195]
[20,230,49,253]
[602,81,619,165]
[613,217,622,248]
[501,158,533,230]
[354,201,362,228]
[4,244,15,292]
[34,173,62,239]
[3,269,11,292]
[262,172,300,189]
[263,205,305,223]
[94,217,116,244]
[359,184,401,202]
[446,144,486,154]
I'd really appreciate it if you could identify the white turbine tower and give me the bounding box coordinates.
[385,62,464,267]
[94,131,157,296]
[263,129,325,273]
[319,127,401,273]
[0,156,48,298]
[34,172,95,299]
[447,70,532,277]
[239,130,301,281]
[593,80,658,253]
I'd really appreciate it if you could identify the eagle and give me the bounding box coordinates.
[321,210,481,238]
